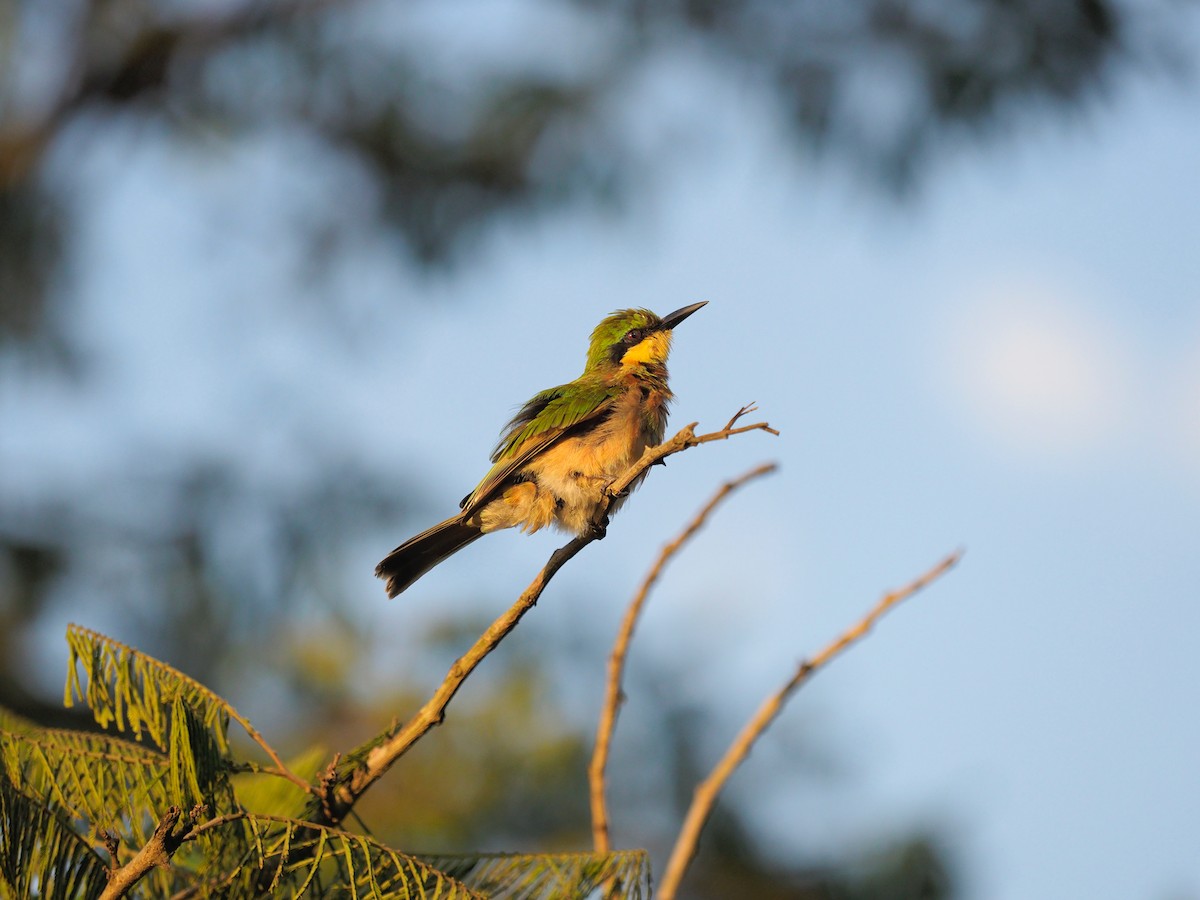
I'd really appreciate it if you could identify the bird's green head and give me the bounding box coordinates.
[584,301,707,373]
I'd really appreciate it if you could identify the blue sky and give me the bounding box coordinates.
[4,6,1200,898]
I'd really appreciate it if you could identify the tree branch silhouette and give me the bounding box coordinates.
[318,407,778,827]
[656,549,963,900]
[589,461,778,854]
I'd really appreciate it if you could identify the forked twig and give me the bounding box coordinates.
[722,402,763,432]
[656,550,963,900]
[589,462,778,853]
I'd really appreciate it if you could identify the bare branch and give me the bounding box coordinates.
[321,408,778,827]
[656,550,963,900]
[99,804,205,900]
[589,462,778,853]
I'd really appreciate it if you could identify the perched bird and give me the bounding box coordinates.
[375,301,707,597]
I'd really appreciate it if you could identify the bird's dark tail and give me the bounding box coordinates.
[374,516,483,598]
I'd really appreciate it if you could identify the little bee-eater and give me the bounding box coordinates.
[375,301,707,597]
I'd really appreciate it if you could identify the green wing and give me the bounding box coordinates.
[459,380,616,518]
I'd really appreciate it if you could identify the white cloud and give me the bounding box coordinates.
[941,278,1133,460]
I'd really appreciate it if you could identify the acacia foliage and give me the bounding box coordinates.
[0,625,650,899]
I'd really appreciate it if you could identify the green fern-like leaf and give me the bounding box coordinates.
[0,706,37,734]
[184,814,483,899]
[418,850,652,900]
[1,725,169,847]
[0,721,242,898]
[62,626,245,819]
[167,695,236,813]
[0,770,110,900]
[43,631,653,900]
[64,624,234,755]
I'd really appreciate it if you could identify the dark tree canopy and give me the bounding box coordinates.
[1,0,1146,346]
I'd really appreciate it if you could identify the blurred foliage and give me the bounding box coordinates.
[0,0,1183,893]
[0,0,1158,347]
[678,834,951,900]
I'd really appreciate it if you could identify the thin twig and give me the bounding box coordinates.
[233,720,312,795]
[589,462,778,853]
[320,407,778,827]
[656,550,963,900]
[184,811,249,842]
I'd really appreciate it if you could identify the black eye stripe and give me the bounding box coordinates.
[608,326,650,363]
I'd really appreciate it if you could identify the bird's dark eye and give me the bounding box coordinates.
[624,328,643,344]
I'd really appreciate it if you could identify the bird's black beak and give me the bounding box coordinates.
[658,301,708,331]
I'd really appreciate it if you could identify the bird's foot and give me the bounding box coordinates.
[588,515,610,541]
[603,479,630,501]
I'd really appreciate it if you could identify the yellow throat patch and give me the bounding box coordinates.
[620,330,672,368]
